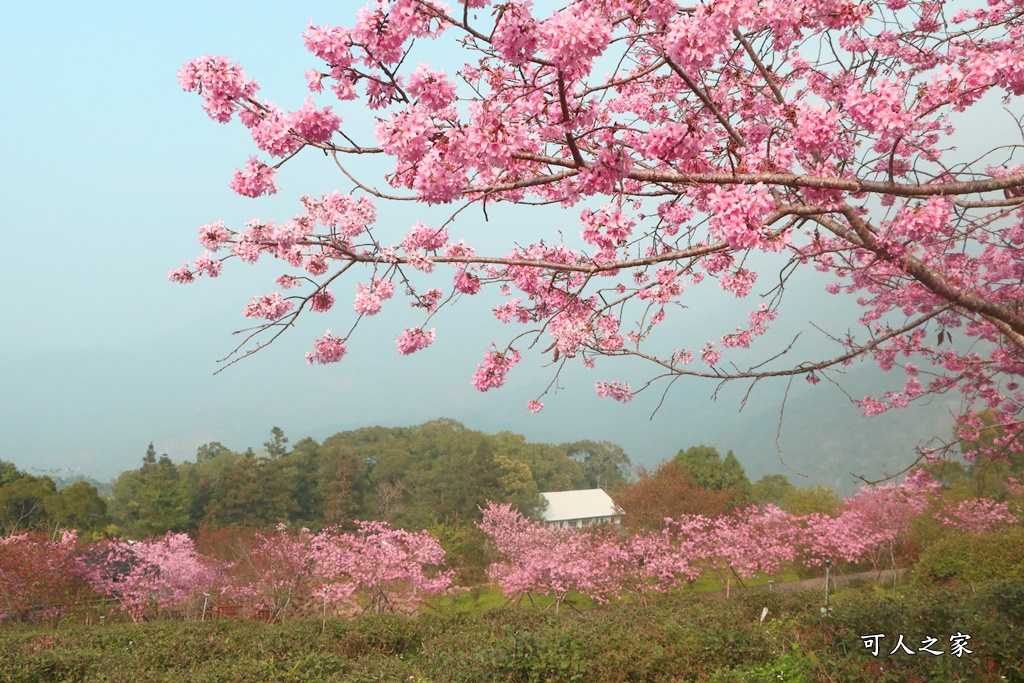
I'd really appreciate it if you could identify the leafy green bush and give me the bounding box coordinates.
[913,526,1024,585]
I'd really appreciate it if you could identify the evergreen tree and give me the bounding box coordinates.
[562,440,632,494]
[673,445,751,501]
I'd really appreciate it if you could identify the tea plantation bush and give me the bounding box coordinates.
[913,526,1024,586]
[1,582,1021,682]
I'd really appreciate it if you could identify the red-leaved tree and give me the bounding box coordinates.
[175,0,1024,465]
[0,531,89,623]
[615,461,740,529]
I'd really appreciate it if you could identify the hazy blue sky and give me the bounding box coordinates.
[1,0,976,489]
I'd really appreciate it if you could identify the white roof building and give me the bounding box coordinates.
[539,488,623,529]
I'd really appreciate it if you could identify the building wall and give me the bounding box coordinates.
[547,515,621,529]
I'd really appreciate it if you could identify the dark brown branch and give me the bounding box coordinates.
[826,207,1024,340]
[464,169,579,195]
[557,72,586,168]
[509,151,1024,198]
[954,196,1024,208]
[663,56,746,147]
[733,30,786,107]
[616,306,952,381]
[324,237,730,273]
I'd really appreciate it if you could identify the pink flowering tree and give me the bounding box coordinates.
[313,521,453,614]
[934,497,1022,534]
[569,524,706,605]
[224,523,452,618]
[696,506,801,596]
[87,532,223,622]
[798,509,899,572]
[222,525,321,621]
[794,471,940,573]
[617,526,704,604]
[478,502,582,610]
[174,0,1024,462]
[479,502,702,608]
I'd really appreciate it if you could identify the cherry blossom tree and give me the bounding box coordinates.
[173,0,1024,464]
[84,524,450,622]
[477,502,580,609]
[934,496,1022,534]
[87,532,224,622]
[789,469,936,574]
[223,523,451,618]
[222,525,321,621]
[702,506,800,594]
[618,525,703,603]
[482,476,968,604]
[480,501,702,607]
[313,521,454,614]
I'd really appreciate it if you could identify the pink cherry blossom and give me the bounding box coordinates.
[353,278,395,316]
[539,5,611,78]
[248,105,303,157]
[935,498,1021,534]
[193,252,222,278]
[395,327,436,355]
[402,222,449,251]
[198,220,232,251]
[306,330,347,365]
[472,347,521,392]
[289,99,340,143]
[406,64,457,111]
[177,55,257,123]
[243,292,293,320]
[491,1,539,65]
[309,288,335,312]
[453,269,481,294]
[168,263,194,284]
[705,184,777,251]
[594,380,632,402]
[87,533,223,622]
[230,157,277,198]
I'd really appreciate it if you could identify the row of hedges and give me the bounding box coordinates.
[1,580,1022,682]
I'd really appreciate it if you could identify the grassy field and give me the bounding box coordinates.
[427,567,805,614]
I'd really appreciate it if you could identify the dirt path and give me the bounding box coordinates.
[699,568,909,601]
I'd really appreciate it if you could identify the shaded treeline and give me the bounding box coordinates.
[98,419,631,537]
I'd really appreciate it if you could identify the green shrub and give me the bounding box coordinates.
[913,526,1024,586]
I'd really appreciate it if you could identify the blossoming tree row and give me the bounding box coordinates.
[477,472,1022,607]
[1,474,1020,621]
[0,522,451,623]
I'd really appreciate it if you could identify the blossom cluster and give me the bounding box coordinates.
[471,347,522,392]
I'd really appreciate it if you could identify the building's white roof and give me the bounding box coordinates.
[540,488,621,522]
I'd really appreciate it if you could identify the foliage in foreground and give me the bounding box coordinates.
[1,581,1021,683]
[913,524,1024,587]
